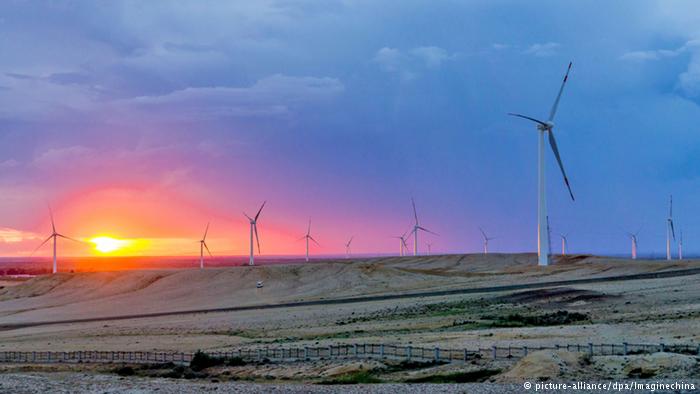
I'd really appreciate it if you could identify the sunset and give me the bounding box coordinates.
[2,1,700,392]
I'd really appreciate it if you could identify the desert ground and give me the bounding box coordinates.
[1,254,699,392]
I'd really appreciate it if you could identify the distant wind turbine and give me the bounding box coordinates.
[509,62,575,266]
[678,229,683,260]
[199,222,212,269]
[345,236,354,258]
[627,231,640,260]
[244,201,266,266]
[409,198,437,256]
[426,242,433,255]
[299,219,319,262]
[560,234,568,256]
[666,195,675,261]
[479,227,495,254]
[31,206,81,274]
[392,230,410,256]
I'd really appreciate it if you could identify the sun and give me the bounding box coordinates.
[90,236,130,254]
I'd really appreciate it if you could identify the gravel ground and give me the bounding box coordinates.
[1,373,699,394]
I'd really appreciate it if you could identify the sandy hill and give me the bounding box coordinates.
[0,253,696,326]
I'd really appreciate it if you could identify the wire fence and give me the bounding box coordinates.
[1,342,698,365]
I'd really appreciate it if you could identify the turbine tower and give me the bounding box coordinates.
[32,206,80,274]
[479,227,495,254]
[299,219,319,262]
[244,201,266,266]
[509,62,576,266]
[409,198,437,256]
[344,236,354,258]
[678,230,683,260]
[560,234,568,256]
[199,222,212,269]
[666,195,675,261]
[628,233,638,260]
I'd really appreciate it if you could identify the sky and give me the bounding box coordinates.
[2,0,700,258]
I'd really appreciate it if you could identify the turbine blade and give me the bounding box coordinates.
[508,113,548,127]
[417,226,439,236]
[298,235,307,241]
[203,242,213,257]
[56,234,84,244]
[670,219,676,241]
[309,236,320,246]
[479,227,487,239]
[307,219,311,236]
[401,238,409,249]
[243,212,253,221]
[411,197,419,224]
[254,224,261,254]
[548,61,572,121]
[203,222,210,241]
[548,129,575,201]
[48,205,56,233]
[255,201,266,221]
[30,235,54,257]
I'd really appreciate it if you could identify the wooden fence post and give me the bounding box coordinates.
[623,342,628,356]
[588,343,593,356]
[524,346,528,356]
[407,346,412,360]
[434,347,440,362]
[492,346,497,360]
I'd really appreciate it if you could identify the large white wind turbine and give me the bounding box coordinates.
[244,201,266,266]
[509,62,576,266]
[666,195,675,261]
[32,206,81,274]
[409,198,437,256]
[344,236,354,258]
[299,219,319,262]
[560,234,568,256]
[199,222,212,269]
[479,227,495,254]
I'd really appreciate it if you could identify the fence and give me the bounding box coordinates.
[0,342,698,365]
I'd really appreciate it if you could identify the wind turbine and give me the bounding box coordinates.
[244,201,266,266]
[560,234,568,256]
[409,198,437,256]
[199,222,212,269]
[31,206,81,274]
[479,227,495,254]
[509,62,576,266]
[678,229,683,260]
[627,232,639,260]
[392,230,410,257]
[666,195,675,261]
[426,242,433,255]
[344,236,354,258]
[299,219,319,262]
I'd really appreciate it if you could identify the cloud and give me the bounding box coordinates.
[410,46,451,68]
[620,40,700,61]
[373,46,454,79]
[373,47,403,72]
[0,227,41,243]
[523,42,560,57]
[127,74,344,118]
[0,159,20,169]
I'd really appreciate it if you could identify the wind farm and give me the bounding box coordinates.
[3,1,700,392]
